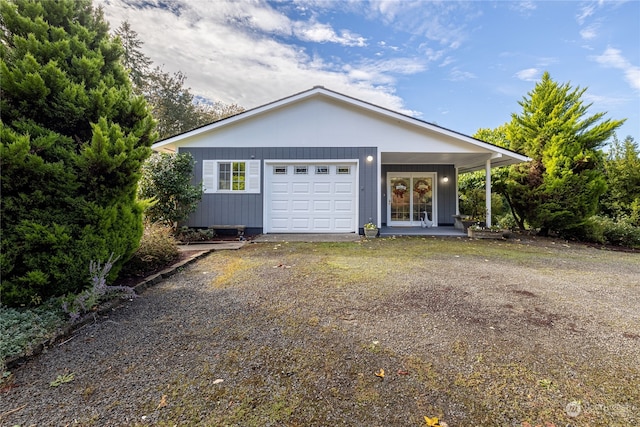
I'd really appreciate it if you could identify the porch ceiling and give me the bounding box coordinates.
[380,152,526,173]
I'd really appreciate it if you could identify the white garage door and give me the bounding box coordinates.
[266,163,357,233]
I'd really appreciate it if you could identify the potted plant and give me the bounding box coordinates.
[363,222,378,238]
[467,224,511,239]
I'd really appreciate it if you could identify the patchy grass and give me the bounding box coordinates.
[2,237,639,426]
[130,238,640,426]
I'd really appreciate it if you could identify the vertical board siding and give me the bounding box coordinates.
[381,164,456,225]
[181,147,377,229]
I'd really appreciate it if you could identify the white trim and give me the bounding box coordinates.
[386,172,438,227]
[203,160,261,194]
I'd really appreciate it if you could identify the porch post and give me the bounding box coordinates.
[455,167,460,215]
[485,159,491,227]
[377,148,382,228]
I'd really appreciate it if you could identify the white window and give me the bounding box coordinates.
[337,166,351,175]
[295,166,308,175]
[274,166,287,175]
[315,166,329,175]
[203,160,260,194]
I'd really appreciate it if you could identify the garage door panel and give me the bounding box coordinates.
[267,163,357,233]
[313,200,331,211]
[312,218,331,230]
[334,182,354,194]
[291,218,310,229]
[292,182,310,193]
[271,218,290,230]
[334,218,354,230]
[271,200,289,211]
[292,200,310,211]
[334,200,353,212]
[313,182,331,193]
[272,182,290,193]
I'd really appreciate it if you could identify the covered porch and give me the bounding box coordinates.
[379,225,466,237]
[378,148,530,229]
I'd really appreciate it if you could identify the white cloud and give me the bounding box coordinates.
[593,47,640,91]
[576,3,596,25]
[514,68,540,81]
[448,68,476,82]
[293,20,367,47]
[580,23,599,40]
[366,1,469,49]
[98,0,421,116]
[439,56,454,67]
[509,1,537,15]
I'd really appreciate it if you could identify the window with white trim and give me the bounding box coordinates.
[295,166,308,175]
[202,160,261,194]
[337,166,351,175]
[274,166,287,175]
[315,165,329,175]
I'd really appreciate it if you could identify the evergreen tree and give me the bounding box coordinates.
[115,20,151,94]
[601,135,640,225]
[503,72,625,236]
[0,0,156,306]
[113,22,244,139]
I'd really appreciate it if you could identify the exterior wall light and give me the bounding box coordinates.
[443,176,449,183]
[366,155,374,162]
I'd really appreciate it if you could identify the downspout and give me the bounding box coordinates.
[485,158,492,227]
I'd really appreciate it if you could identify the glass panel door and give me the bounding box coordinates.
[388,173,436,226]
[390,177,411,222]
[412,177,433,225]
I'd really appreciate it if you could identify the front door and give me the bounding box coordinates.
[388,173,436,226]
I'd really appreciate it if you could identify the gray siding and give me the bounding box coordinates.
[181,147,378,230]
[381,164,457,226]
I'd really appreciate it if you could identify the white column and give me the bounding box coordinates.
[377,148,382,228]
[455,167,460,215]
[485,159,492,227]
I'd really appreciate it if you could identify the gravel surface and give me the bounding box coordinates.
[1,237,639,426]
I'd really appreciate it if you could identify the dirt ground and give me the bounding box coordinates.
[1,237,639,426]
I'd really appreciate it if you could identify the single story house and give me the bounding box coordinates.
[151,86,530,235]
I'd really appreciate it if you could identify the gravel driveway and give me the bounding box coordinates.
[1,237,639,426]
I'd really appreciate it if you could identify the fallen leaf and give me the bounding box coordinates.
[157,394,168,410]
[212,379,224,385]
[397,369,409,375]
[374,368,385,378]
[424,416,440,426]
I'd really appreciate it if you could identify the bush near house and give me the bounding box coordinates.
[0,0,155,307]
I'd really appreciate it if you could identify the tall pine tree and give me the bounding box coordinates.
[503,72,624,236]
[1,0,156,306]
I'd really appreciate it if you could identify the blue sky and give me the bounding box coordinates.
[100,0,639,141]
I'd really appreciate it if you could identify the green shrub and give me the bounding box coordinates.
[0,1,155,307]
[0,301,65,363]
[175,226,216,242]
[602,218,640,248]
[574,216,640,248]
[138,153,203,227]
[120,223,179,277]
